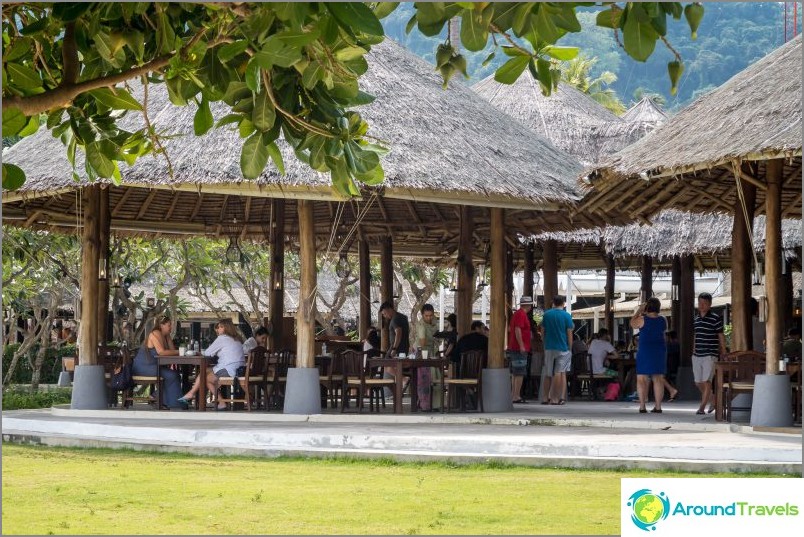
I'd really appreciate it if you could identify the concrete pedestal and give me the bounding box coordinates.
[57,371,72,387]
[750,374,793,428]
[481,368,514,413]
[283,368,322,415]
[70,365,108,409]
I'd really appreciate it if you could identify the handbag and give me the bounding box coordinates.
[111,348,135,390]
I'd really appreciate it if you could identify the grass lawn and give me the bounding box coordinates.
[1,444,783,535]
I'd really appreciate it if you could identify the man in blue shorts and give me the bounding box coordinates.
[540,296,574,405]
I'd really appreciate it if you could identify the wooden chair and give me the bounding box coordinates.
[721,351,766,422]
[576,353,612,400]
[445,351,485,412]
[568,352,590,398]
[267,350,294,410]
[217,346,269,411]
[98,345,125,407]
[122,346,158,409]
[319,352,344,409]
[341,350,394,413]
[787,362,801,425]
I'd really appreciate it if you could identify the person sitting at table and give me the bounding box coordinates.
[179,319,245,410]
[630,298,667,414]
[132,315,184,409]
[416,304,440,411]
[782,326,802,362]
[588,328,617,375]
[434,314,458,361]
[363,326,380,353]
[243,326,269,354]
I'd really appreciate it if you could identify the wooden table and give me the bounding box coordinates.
[157,354,208,411]
[368,357,449,414]
[608,355,636,394]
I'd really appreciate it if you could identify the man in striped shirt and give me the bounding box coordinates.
[692,292,728,415]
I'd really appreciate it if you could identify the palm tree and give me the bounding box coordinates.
[561,55,626,116]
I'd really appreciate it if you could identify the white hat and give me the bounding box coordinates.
[519,296,534,305]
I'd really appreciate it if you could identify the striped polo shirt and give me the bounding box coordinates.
[693,310,723,356]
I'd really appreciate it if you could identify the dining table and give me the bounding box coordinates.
[157,353,209,411]
[607,353,636,396]
[368,356,450,414]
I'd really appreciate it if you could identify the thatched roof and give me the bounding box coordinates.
[533,210,802,271]
[472,75,648,167]
[622,97,668,126]
[3,40,593,259]
[579,35,802,222]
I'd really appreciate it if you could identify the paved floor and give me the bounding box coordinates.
[3,400,801,474]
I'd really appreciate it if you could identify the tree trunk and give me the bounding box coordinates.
[79,185,101,365]
[730,178,756,351]
[97,187,111,346]
[489,208,506,369]
[764,159,784,372]
[296,200,317,369]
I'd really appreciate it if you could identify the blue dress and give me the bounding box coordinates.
[132,346,183,408]
[636,315,667,375]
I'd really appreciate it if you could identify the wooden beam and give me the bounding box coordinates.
[542,239,558,308]
[605,253,615,335]
[296,199,316,369]
[111,188,134,217]
[244,197,252,223]
[136,190,159,219]
[737,169,768,191]
[685,184,733,212]
[97,187,110,346]
[731,175,756,351]
[190,195,203,220]
[269,199,285,351]
[456,206,475,337]
[79,186,101,365]
[679,254,695,368]
[764,158,784,372]
[164,193,181,221]
[218,195,229,223]
[489,208,506,369]
[640,256,653,302]
[376,197,390,223]
[380,236,393,352]
[359,236,371,341]
[523,242,534,299]
[783,192,802,217]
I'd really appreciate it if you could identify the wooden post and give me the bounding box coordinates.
[679,254,695,367]
[489,208,506,369]
[380,236,393,352]
[731,180,756,351]
[543,239,558,308]
[671,256,681,332]
[79,186,101,365]
[523,242,535,299]
[97,187,110,345]
[781,263,794,328]
[604,254,615,335]
[455,206,475,337]
[765,159,783,373]
[296,200,316,369]
[505,247,514,318]
[269,199,285,351]
[640,255,653,302]
[359,237,371,340]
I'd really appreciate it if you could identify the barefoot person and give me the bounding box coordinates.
[693,293,727,415]
[630,298,668,414]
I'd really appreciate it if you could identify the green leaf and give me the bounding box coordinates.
[326,2,385,37]
[245,60,261,92]
[344,141,379,174]
[6,62,42,90]
[302,61,324,89]
[217,40,250,62]
[482,51,496,67]
[329,157,360,197]
[264,139,285,175]
[334,46,368,61]
[4,37,33,62]
[502,46,529,57]
[595,5,623,29]
[276,27,322,47]
[194,98,213,136]
[222,81,251,106]
[543,45,578,61]
[460,7,491,52]
[350,90,376,106]
[52,3,91,21]
[622,7,659,61]
[2,163,26,191]
[88,88,143,111]
[2,107,27,136]
[373,2,400,19]
[526,4,563,44]
[19,17,49,36]
[86,141,117,179]
[215,114,242,129]
[494,56,530,84]
[251,92,276,131]
[353,163,384,185]
[240,132,270,179]
[414,2,446,24]
[239,118,256,138]
[18,114,40,137]
[534,58,553,95]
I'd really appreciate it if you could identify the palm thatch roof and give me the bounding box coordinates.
[621,97,668,126]
[578,35,802,223]
[3,40,590,258]
[472,75,649,167]
[532,210,802,272]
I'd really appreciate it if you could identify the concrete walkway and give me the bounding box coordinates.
[3,400,801,474]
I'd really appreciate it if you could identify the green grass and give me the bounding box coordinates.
[0,444,789,535]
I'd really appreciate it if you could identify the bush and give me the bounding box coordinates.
[2,387,72,410]
[2,343,77,385]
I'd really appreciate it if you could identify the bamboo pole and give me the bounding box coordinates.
[380,236,393,352]
[489,208,506,369]
[296,200,316,368]
[730,180,756,351]
[79,186,100,365]
[456,206,475,337]
[359,237,371,340]
[523,242,534,300]
[505,246,514,319]
[269,199,285,351]
[97,187,110,346]
[640,256,653,302]
[765,159,783,373]
[605,254,615,335]
[543,239,558,308]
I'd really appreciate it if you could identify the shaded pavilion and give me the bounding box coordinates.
[579,35,802,425]
[3,39,586,412]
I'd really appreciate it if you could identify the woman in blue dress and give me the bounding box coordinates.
[629,297,667,414]
[132,315,184,409]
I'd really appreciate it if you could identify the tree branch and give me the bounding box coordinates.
[61,21,79,86]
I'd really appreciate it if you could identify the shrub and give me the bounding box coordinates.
[2,343,77,385]
[2,387,72,410]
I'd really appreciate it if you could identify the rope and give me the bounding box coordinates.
[731,160,760,273]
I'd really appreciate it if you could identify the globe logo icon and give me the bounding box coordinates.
[627,489,670,531]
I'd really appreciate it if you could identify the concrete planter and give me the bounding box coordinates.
[481,368,513,412]
[70,365,108,409]
[750,374,793,428]
[283,367,322,415]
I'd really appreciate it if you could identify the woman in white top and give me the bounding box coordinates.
[179,319,245,410]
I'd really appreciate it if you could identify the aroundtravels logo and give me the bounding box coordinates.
[627,489,671,531]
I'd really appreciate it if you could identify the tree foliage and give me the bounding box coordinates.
[2,2,699,192]
[561,55,625,115]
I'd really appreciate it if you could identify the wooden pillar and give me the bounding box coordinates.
[269,199,285,351]
[604,254,615,335]
[523,242,535,299]
[97,187,110,346]
[455,206,475,337]
[505,246,514,318]
[79,186,101,365]
[679,254,695,367]
[640,255,653,302]
[543,239,558,308]
[296,200,316,368]
[489,208,506,369]
[781,263,794,328]
[380,236,393,352]
[671,256,681,332]
[358,237,371,340]
[731,180,756,351]
[765,159,783,372]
